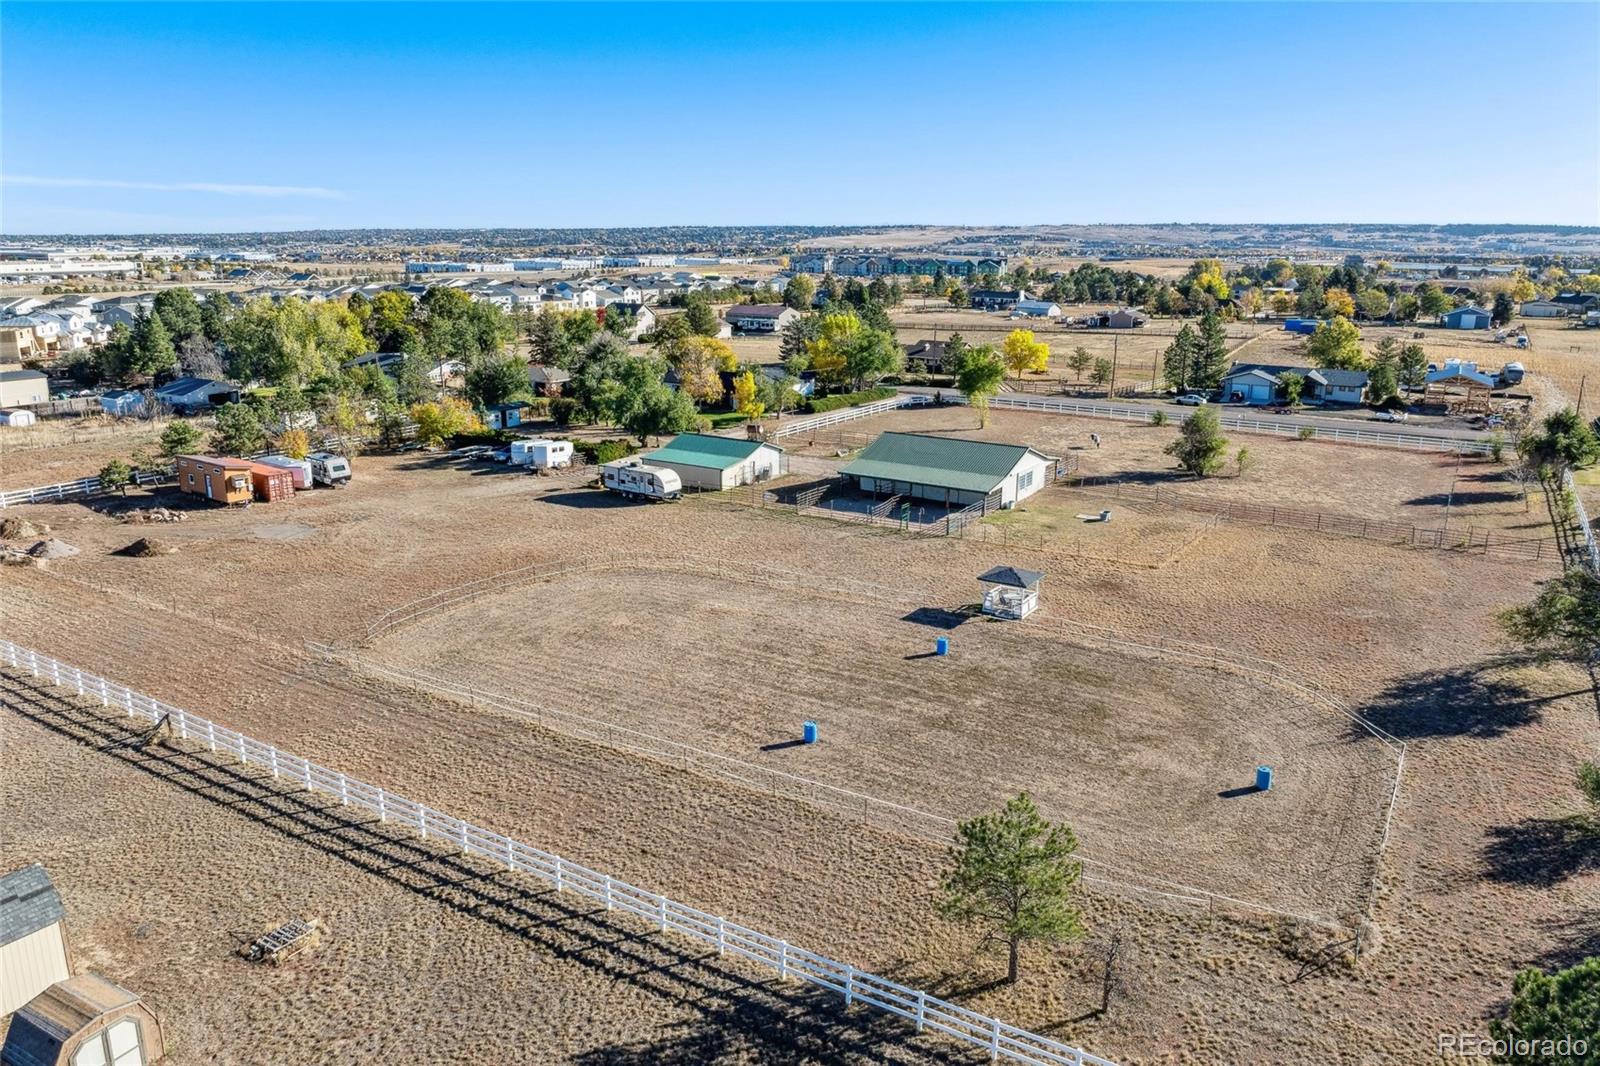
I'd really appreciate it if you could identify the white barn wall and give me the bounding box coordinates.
[0,922,71,1016]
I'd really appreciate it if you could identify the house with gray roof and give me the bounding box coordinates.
[1218,362,1369,406]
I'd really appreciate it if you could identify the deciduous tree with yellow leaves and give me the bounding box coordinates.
[733,370,765,421]
[1001,329,1050,379]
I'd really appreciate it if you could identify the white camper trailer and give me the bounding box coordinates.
[308,451,352,487]
[510,439,574,470]
[601,457,682,501]
[255,454,313,489]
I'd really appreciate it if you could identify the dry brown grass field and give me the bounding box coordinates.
[0,409,1595,1064]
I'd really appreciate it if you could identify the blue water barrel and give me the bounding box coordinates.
[936,637,949,656]
[803,720,818,744]
[1256,765,1273,791]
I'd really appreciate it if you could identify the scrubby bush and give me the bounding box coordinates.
[805,386,896,414]
[573,438,634,465]
[549,396,580,426]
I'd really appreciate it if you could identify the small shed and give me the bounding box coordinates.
[245,462,296,503]
[174,456,253,505]
[527,364,570,397]
[1,973,165,1066]
[978,565,1042,620]
[483,402,527,430]
[0,408,38,427]
[0,865,71,1017]
[98,391,146,418]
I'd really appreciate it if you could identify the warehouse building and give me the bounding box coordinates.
[839,432,1056,509]
[643,433,783,491]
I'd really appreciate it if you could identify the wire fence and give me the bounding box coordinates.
[926,393,1496,454]
[1055,476,1557,562]
[0,637,1116,1066]
[1563,470,1600,573]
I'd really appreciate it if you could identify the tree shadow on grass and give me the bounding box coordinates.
[0,671,974,1066]
[1531,911,1600,971]
[1402,491,1524,508]
[1351,657,1584,741]
[1481,815,1600,887]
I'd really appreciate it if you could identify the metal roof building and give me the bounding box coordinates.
[839,432,1056,509]
[643,433,783,491]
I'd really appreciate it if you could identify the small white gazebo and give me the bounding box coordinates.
[978,565,1043,620]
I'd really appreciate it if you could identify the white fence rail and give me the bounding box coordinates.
[0,638,1115,1066]
[1,468,170,508]
[926,392,1493,454]
[770,395,920,440]
[1564,469,1600,573]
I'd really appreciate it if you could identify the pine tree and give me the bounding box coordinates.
[1162,324,1200,392]
[1196,311,1230,390]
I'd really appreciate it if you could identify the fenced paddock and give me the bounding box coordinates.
[1053,477,1558,562]
[350,556,1401,930]
[0,637,1115,1066]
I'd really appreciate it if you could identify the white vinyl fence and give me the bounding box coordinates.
[929,392,1493,454]
[0,638,1115,1066]
[770,395,921,440]
[1564,469,1600,573]
[0,468,170,508]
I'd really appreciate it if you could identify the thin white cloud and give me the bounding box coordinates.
[1,174,345,200]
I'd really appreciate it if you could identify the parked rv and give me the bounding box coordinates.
[255,454,313,489]
[1498,362,1526,386]
[511,439,574,470]
[601,457,682,501]
[308,452,352,487]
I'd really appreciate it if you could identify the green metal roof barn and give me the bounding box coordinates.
[838,432,1056,508]
[644,433,784,491]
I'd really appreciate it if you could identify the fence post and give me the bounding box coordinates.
[207,720,217,752]
[555,857,564,893]
[658,895,668,934]
[604,876,613,911]
[176,709,188,741]
[779,940,790,980]
[915,991,927,1032]
[716,917,726,956]
[844,964,855,1007]
[990,1016,1001,1061]
[338,773,349,805]
[269,748,279,778]
[377,790,387,823]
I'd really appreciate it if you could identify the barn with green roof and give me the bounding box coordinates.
[839,432,1057,509]
[644,433,784,491]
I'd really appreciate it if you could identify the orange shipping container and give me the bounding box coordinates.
[246,462,296,503]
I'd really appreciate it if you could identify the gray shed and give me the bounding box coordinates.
[0,865,71,1017]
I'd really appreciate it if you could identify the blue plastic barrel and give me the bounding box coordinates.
[936,637,949,656]
[803,720,818,744]
[1256,765,1273,791]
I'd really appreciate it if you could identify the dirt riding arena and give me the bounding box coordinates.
[1,405,1596,1064]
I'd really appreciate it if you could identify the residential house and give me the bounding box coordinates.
[969,289,1026,312]
[1553,292,1600,313]
[528,364,571,396]
[725,304,799,333]
[839,432,1056,509]
[903,340,948,373]
[1217,363,1369,406]
[154,377,239,413]
[603,302,655,341]
[0,326,42,363]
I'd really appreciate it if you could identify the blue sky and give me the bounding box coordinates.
[2,2,1596,233]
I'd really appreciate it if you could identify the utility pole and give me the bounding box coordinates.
[1579,374,1587,416]
[1109,335,1119,398]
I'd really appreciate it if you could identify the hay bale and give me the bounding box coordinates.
[0,517,47,540]
[27,538,80,560]
[115,537,176,558]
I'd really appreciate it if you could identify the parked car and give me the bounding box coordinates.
[1174,394,1208,406]
[1376,409,1410,423]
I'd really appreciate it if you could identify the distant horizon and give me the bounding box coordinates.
[4,221,1599,242]
[3,2,1597,233]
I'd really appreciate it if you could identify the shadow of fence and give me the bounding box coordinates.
[0,670,978,1066]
